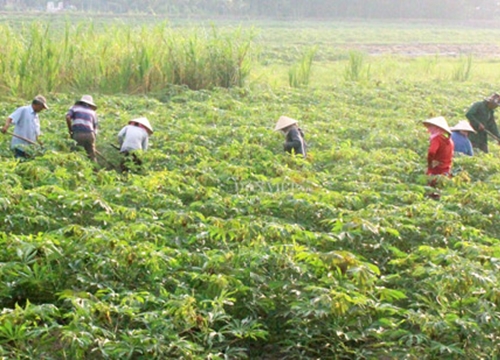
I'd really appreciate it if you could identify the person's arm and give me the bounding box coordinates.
[466,102,484,131]
[117,127,126,145]
[65,111,73,137]
[466,140,474,156]
[93,114,98,136]
[142,135,149,151]
[427,137,440,168]
[487,116,500,139]
[1,117,12,133]
[35,118,42,145]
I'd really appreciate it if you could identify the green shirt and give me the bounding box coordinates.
[466,100,500,137]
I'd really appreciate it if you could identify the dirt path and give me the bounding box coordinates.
[339,44,500,57]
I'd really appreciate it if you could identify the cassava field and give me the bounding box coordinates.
[1,15,500,359]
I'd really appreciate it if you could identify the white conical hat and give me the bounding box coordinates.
[423,116,451,134]
[79,95,97,108]
[450,120,476,133]
[130,117,153,133]
[274,116,298,131]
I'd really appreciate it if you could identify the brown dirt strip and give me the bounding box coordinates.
[338,44,500,57]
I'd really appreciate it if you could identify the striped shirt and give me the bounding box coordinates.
[67,104,98,133]
[9,105,40,150]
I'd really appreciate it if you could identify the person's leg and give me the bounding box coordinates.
[132,152,143,170]
[470,132,488,153]
[120,151,130,173]
[14,148,29,159]
[73,132,97,162]
[82,133,97,162]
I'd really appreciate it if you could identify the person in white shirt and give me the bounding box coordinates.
[1,95,48,159]
[117,117,153,172]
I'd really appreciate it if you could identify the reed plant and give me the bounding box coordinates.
[343,50,370,82]
[288,46,317,88]
[0,21,254,97]
[451,54,473,81]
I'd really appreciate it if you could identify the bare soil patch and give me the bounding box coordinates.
[339,43,500,57]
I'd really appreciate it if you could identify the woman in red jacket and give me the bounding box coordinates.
[423,116,454,190]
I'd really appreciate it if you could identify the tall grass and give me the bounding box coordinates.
[0,22,255,96]
[343,50,370,82]
[288,46,317,88]
[451,54,473,81]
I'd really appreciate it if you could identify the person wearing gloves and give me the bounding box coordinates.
[274,115,307,158]
[117,117,153,172]
[1,95,48,159]
[465,93,500,153]
[66,95,98,162]
[450,120,475,156]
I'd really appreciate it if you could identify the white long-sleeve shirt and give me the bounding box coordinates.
[117,125,149,152]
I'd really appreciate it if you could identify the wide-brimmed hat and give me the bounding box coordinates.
[451,120,476,133]
[130,117,153,133]
[33,95,49,109]
[274,116,298,131]
[423,116,451,134]
[485,93,500,105]
[78,95,97,108]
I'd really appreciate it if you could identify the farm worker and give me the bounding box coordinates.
[117,117,153,172]
[465,93,500,153]
[1,95,48,159]
[274,115,307,158]
[450,120,475,156]
[423,116,454,187]
[66,95,98,162]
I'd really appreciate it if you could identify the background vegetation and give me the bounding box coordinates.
[1,0,500,20]
[1,17,500,359]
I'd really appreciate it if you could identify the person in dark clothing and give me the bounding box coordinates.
[66,95,98,161]
[274,116,307,158]
[466,93,500,153]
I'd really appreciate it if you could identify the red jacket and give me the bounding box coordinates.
[427,133,454,175]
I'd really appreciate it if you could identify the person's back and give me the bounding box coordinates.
[428,133,454,175]
[68,103,97,133]
[423,116,454,177]
[450,120,475,156]
[118,124,149,152]
[451,131,473,156]
[117,117,153,173]
[466,94,500,153]
[284,126,307,158]
[66,95,98,162]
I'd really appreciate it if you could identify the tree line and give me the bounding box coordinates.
[1,0,499,19]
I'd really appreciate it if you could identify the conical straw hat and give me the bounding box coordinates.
[423,116,451,134]
[450,120,476,133]
[79,95,97,108]
[274,116,298,131]
[130,117,153,133]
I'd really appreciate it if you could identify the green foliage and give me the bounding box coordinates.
[343,50,371,82]
[2,19,500,360]
[288,46,317,88]
[451,54,473,82]
[0,21,254,96]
